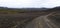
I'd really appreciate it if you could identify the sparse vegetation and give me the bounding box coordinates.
[0,7,47,28]
[0,6,60,28]
[0,14,42,28]
[47,11,60,24]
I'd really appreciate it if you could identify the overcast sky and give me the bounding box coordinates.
[0,0,60,8]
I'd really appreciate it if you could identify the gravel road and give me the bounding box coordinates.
[23,13,60,28]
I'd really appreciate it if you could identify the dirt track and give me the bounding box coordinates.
[23,13,59,28]
[23,15,49,28]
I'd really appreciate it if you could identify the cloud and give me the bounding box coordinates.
[0,0,60,8]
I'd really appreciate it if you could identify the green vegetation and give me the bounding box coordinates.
[0,9,25,14]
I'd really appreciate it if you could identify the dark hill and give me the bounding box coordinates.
[47,6,60,12]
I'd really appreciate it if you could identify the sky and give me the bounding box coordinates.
[0,0,60,8]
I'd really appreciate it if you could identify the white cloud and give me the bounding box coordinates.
[0,0,60,8]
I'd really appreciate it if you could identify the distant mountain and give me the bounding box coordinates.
[50,6,60,10]
[0,7,49,11]
[21,8,49,11]
[46,6,60,12]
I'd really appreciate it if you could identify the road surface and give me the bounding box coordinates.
[23,13,59,28]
